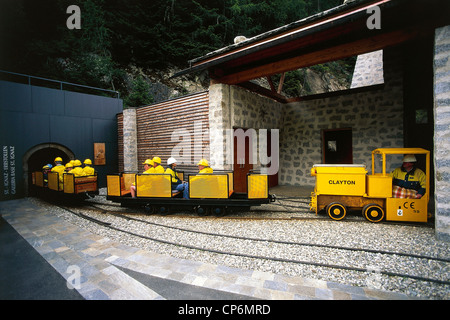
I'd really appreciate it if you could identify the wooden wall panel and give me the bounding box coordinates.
[136,91,210,169]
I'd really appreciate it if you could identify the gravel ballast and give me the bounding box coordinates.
[30,190,450,300]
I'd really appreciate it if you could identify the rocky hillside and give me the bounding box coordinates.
[140,57,355,104]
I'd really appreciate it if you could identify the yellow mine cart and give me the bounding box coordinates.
[310,148,430,223]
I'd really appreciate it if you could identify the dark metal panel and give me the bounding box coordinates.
[64,91,123,120]
[22,113,51,147]
[1,79,123,201]
[0,80,31,113]
[93,119,117,143]
[31,85,64,115]
[49,115,93,155]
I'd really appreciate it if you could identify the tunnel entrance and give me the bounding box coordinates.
[23,143,75,196]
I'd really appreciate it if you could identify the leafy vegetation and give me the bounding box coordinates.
[1,0,350,106]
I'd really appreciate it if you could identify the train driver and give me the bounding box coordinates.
[390,154,426,199]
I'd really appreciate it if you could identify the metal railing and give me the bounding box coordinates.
[0,70,120,99]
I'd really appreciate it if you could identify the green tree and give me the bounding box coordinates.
[124,76,154,108]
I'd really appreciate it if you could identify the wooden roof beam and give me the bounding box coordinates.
[210,28,422,85]
[237,81,288,103]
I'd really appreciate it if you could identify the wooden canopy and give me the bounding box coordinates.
[173,0,450,103]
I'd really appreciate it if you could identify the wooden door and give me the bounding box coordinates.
[266,130,278,188]
[233,129,253,193]
[322,128,353,164]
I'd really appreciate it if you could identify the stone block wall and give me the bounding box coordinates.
[122,108,138,172]
[433,25,450,241]
[208,84,283,170]
[351,50,384,88]
[280,48,404,186]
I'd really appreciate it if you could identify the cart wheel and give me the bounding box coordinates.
[362,204,385,223]
[158,206,170,215]
[195,206,209,216]
[212,206,226,217]
[144,204,155,215]
[326,202,347,221]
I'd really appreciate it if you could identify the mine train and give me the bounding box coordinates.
[32,170,99,199]
[31,168,275,215]
[105,171,275,215]
[32,147,430,222]
[310,148,431,223]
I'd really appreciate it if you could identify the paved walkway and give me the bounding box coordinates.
[0,198,413,300]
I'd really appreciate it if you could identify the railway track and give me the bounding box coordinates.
[57,202,450,287]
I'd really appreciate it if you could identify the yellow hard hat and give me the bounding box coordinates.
[70,160,75,165]
[65,163,73,168]
[84,159,92,165]
[54,157,63,162]
[73,160,82,167]
[197,159,209,167]
[143,159,154,166]
[152,157,161,164]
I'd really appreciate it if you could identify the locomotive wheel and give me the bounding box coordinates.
[362,204,385,223]
[326,202,347,221]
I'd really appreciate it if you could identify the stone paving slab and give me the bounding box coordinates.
[0,198,413,300]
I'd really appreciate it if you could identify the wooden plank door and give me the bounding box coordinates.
[233,129,253,193]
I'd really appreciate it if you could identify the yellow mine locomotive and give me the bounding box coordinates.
[310,148,430,223]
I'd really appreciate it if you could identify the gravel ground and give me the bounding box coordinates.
[30,189,450,300]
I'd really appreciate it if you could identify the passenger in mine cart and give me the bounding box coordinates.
[42,164,52,186]
[389,154,426,199]
[130,159,154,198]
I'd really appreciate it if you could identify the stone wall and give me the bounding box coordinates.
[208,84,283,170]
[280,48,404,186]
[433,25,450,241]
[351,50,384,89]
[122,108,138,172]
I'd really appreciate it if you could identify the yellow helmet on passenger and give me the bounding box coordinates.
[84,159,92,165]
[197,159,209,167]
[143,159,154,166]
[73,160,82,167]
[152,157,161,164]
[54,157,63,163]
